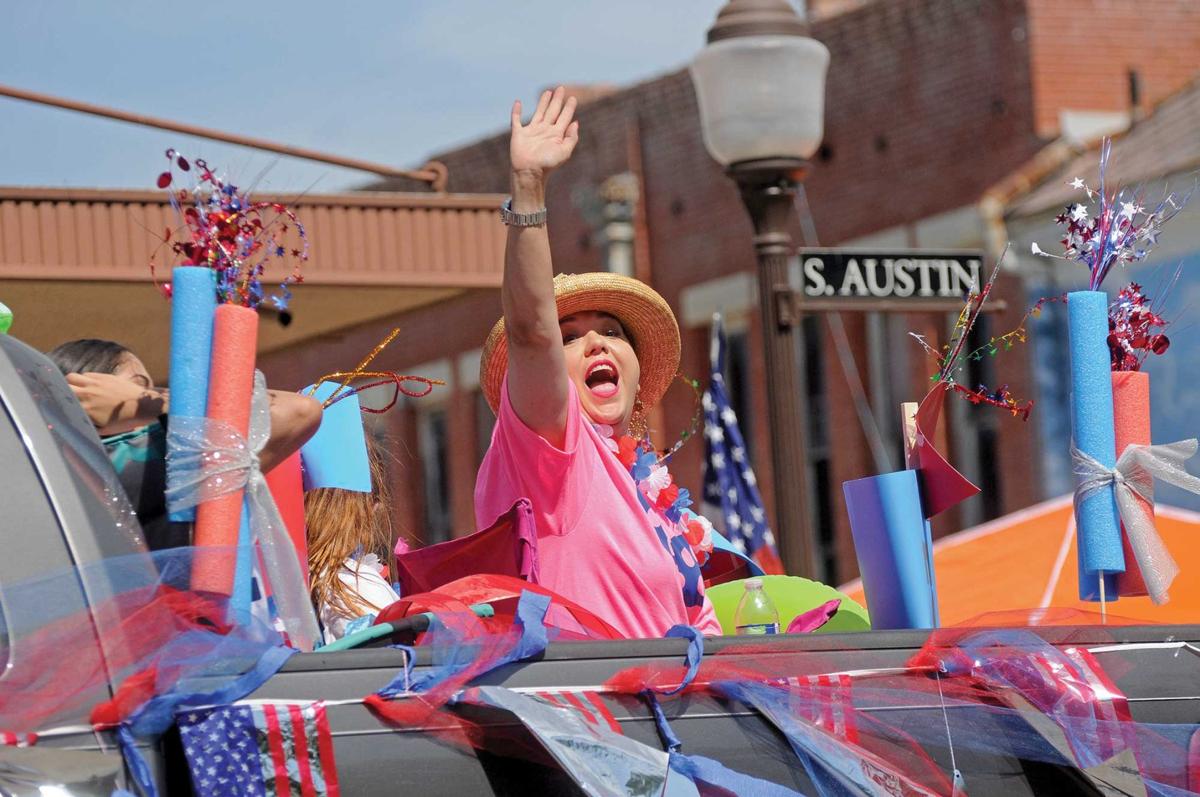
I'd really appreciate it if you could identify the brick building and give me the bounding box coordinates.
[259,0,1200,585]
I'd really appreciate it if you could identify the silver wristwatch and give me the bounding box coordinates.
[499,197,548,227]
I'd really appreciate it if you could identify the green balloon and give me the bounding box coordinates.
[0,301,11,335]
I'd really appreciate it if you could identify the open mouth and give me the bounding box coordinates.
[584,360,620,398]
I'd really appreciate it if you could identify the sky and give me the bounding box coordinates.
[1,0,730,193]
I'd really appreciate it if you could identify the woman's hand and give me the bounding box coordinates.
[500,86,576,446]
[510,86,579,182]
[66,372,166,435]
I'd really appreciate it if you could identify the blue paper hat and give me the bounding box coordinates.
[299,382,372,493]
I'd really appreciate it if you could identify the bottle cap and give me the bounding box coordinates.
[744,577,763,589]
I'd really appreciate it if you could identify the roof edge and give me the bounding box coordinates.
[0,186,505,209]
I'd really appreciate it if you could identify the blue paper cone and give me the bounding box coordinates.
[844,470,939,630]
[299,382,372,493]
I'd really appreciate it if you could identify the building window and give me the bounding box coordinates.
[417,407,452,544]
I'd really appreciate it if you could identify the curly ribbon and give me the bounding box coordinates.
[166,371,320,650]
[1072,439,1200,605]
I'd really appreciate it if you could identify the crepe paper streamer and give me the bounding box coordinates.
[1067,290,1125,594]
[0,301,12,334]
[193,304,259,595]
[167,266,217,522]
[912,385,980,518]
[843,470,939,630]
[1112,371,1151,597]
[265,450,308,585]
[299,382,371,493]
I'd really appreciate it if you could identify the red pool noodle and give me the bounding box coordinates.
[1112,371,1151,597]
[265,450,309,586]
[193,304,259,595]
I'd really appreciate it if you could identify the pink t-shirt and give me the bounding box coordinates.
[475,378,721,639]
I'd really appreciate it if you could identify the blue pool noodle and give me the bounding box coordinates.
[844,470,938,630]
[167,267,217,522]
[230,499,254,625]
[1067,290,1125,598]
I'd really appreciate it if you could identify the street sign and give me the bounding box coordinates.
[790,249,1000,314]
[798,249,984,300]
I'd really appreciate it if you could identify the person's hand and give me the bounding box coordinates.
[510,86,579,180]
[65,372,165,434]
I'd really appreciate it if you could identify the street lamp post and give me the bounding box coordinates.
[691,0,830,579]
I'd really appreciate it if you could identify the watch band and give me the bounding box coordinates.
[500,197,548,227]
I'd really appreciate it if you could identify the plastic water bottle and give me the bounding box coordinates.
[734,578,780,635]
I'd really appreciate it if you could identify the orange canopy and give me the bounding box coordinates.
[840,496,1200,626]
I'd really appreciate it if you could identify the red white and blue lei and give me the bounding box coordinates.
[595,424,716,566]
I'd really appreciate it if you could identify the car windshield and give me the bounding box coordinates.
[1,335,145,556]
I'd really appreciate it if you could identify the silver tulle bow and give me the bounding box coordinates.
[1072,439,1200,605]
[166,370,319,650]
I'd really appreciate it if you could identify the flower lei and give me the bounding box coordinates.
[597,425,715,566]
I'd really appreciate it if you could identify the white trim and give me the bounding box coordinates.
[1088,641,1200,655]
[1041,514,1076,608]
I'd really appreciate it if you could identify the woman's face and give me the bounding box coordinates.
[112,352,153,389]
[559,311,641,433]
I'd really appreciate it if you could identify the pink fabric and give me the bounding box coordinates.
[475,378,721,639]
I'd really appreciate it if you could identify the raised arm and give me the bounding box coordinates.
[66,371,320,472]
[502,86,579,448]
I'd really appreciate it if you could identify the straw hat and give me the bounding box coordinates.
[480,272,681,413]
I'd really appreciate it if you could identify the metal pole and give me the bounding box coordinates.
[732,157,816,579]
[0,83,448,190]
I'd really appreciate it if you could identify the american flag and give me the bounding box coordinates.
[702,314,784,574]
[178,701,340,797]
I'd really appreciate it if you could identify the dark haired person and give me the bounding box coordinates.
[49,338,321,549]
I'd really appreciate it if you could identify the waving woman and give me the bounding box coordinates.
[474,87,721,638]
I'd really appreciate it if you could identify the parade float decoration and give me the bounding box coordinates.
[8,550,1199,797]
[6,145,1199,796]
[1032,138,1198,607]
[152,150,319,648]
[300,326,443,494]
[292,328,444,589]
[843,253,1038,631]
